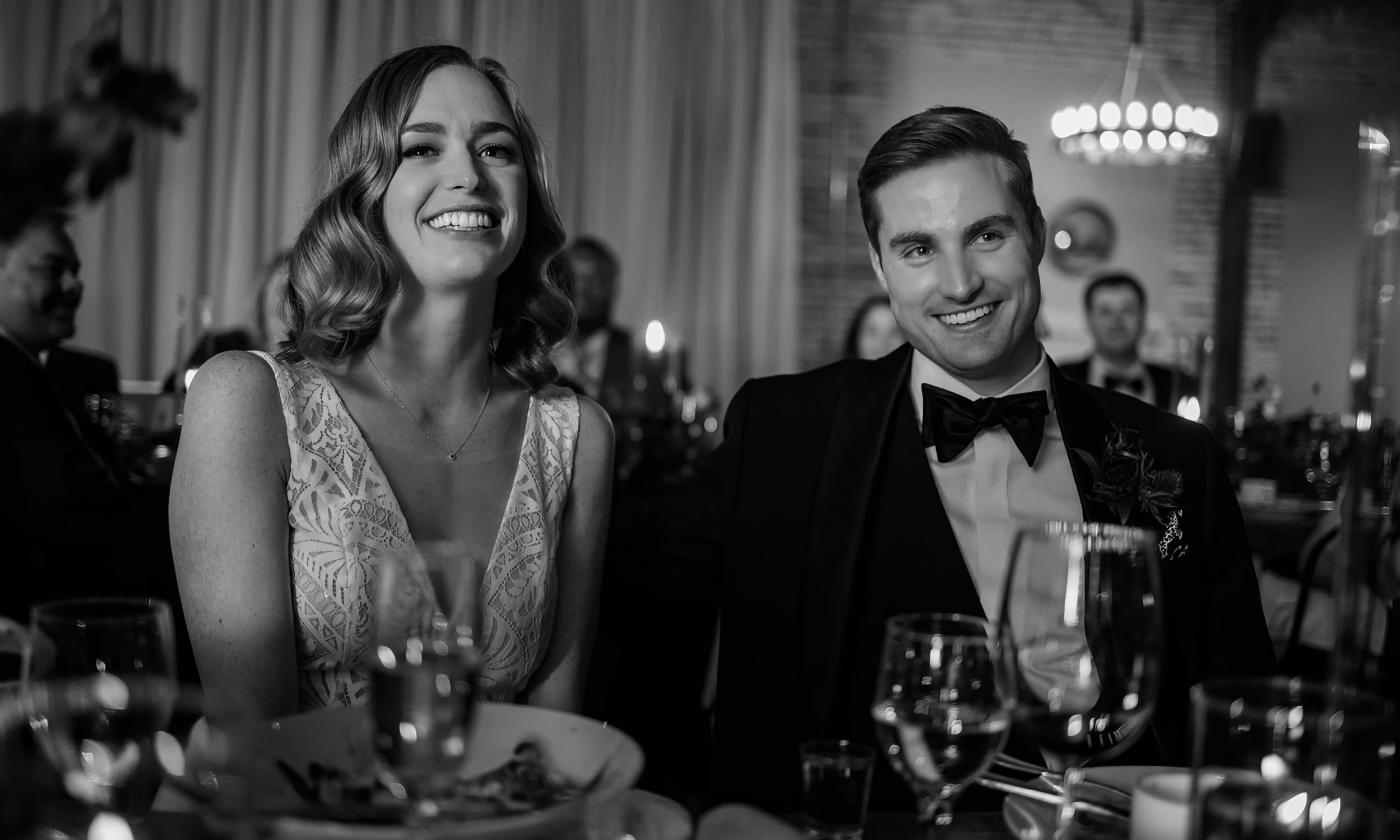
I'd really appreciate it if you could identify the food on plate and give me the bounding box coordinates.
[273,738,589,823]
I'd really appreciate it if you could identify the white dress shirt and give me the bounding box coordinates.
[1086,354,1156,406]
[911,347,1085,623]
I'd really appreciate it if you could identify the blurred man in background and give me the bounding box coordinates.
[552,236,633,414]
[1060,271,1197,412]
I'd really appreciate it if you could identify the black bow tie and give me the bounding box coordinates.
[1104,374,1146,394]
[920,384,1049,466]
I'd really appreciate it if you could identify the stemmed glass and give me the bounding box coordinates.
[870,613,1009,837]
[369,540,484,821]
[21,597,179,822]
[996,522,1163,838]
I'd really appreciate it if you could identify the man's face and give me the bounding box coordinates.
[1086,285,1145,359]
[568,251,616,327]
[868,154,1044,394]
[0,221,83,353]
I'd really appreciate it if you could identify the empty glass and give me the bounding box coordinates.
[1191,677,1394,840]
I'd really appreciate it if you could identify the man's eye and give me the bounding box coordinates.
[903,245,932,260]
[974,231,1004,244]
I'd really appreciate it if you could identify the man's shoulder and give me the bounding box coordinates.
[739,358,874,402]
[1058,356,1091,379]
[50,345,119,374]
[1067,375,1210,455]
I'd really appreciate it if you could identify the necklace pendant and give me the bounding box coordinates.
[447,453,458,462]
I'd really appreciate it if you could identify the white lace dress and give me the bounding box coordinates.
[252,352,579,709]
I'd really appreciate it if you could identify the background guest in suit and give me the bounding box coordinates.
[0,211,185,670]
[620,106,1274,815]
[551,236,633,415]
[1059,271,1198,412]
[842,293,905,361]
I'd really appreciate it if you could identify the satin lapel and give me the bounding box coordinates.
[802,346,911,730]
[1048,362,1118,525]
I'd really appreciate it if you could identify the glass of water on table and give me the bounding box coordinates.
[370,540,484,818]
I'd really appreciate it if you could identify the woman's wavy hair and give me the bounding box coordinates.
[279,44,571,390]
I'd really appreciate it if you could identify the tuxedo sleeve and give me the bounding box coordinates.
[1195,422,1277,678]
[608,381,751,802]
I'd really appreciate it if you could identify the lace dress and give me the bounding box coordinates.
[252,352,579,709]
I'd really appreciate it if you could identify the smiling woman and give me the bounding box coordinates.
[168,45,614,724]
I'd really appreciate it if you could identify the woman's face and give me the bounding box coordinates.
[382,65,528,291]
[856,302,905,360]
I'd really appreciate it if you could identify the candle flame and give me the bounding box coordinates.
[644,320,666,354]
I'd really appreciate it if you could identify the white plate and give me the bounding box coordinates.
[1002,765,1164,840]
[198,701,643,840]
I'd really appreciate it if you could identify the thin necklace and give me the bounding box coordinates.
[366,353,492,462]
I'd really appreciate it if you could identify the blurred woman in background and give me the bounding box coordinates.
[842,293,903,360]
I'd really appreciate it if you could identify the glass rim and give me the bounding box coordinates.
[1030,520,1158,542]
[885,612,991,639]
[30,597,172,625]
[798,738,876,761]
[1192,676,1392,722]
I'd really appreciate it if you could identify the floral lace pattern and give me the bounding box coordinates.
[253,353,578,710]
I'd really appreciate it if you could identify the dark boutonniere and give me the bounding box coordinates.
[1072,426,1184,528]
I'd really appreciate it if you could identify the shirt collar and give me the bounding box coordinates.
[0,324,42,367]
[1088,354,1148,381]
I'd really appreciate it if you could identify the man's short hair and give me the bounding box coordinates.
[0,207,71,251]
[1083,271,1147,311]
[857,106,1043,256]
[565,236,620,281]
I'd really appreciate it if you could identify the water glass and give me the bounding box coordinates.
[799,739,875,840]
[1190,677,1395,840]
[871,613,1009,838]
[370,541,484,811]
[22,598,178,817]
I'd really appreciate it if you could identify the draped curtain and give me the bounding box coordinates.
[0,0,798,402]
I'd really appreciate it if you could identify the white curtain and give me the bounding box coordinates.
[0,0,799,402]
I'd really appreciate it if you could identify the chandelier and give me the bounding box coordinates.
[1050,0,1218,166]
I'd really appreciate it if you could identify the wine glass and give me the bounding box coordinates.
[21,597,179,819]
[996,522,1163,838]
[870,613,1010,837]
[370,540,484,819]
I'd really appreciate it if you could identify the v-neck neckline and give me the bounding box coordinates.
[306,360,534,571]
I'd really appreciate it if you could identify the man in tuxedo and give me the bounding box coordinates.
[628,107,1274,813]
[551,237,634,415]
[1059,272,1199,412]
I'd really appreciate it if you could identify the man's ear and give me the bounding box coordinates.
[1030,210,1047,263]
[868,244,888,293]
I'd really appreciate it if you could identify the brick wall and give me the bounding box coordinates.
[796,0,1400,405]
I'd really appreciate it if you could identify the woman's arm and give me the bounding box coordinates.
[522,396,614,711]
[168,351,300,720]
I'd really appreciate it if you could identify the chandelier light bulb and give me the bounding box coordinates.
[1168,130,1186,151]
[1099,102,1122,130]
[1079,133,1099,152]
[1152,102,1172,129]
[1123,129,1143,151]
[1195,109,1219,138]
[1125,101,1148,129]
[1174,104,1195,132]
[1052,108,1078,138]
[1147,129,1167,151]
[1100,130,1121,151]
[1078,104,1098,132]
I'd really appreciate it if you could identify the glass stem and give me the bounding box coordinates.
[1054,764,1085,840]
[915,791,957,839]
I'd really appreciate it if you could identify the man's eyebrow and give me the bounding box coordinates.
[887,231,936,251]
[965,214,1017,239]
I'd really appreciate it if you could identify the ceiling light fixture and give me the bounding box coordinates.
[1050,0,1218,166]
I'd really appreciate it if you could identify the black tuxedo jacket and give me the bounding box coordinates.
[1059,357,1199,413]
[630,345,1273,812]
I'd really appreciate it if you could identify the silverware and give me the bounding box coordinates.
[991,753,1133,799]
[976,770,1131,822]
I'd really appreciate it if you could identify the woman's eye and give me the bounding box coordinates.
[479,143,517,161]
[402,144,436,159]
